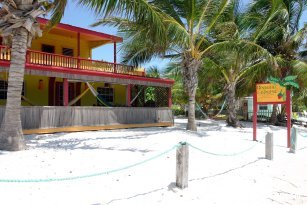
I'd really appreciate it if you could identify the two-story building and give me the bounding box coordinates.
[0,18,174,134]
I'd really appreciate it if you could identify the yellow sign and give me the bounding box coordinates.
[256,83,286,103]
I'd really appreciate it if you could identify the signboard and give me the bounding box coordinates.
[256,83,286,103]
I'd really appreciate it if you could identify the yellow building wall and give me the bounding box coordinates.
[23,75,49,106]
[31,33,91,58]
[0,74,49,106]
[0,74,127,106]
[80,83,126,106]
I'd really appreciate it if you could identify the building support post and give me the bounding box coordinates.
[63,78,69,106]
[114,42,117,73]
[168,87,172,108]
[126,84,131,107]
[77,32,80,69]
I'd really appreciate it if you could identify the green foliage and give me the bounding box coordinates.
[172,105,185,116]
[268,75,300,89]
[145,87,155,102]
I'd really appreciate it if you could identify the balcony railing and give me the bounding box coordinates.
[0,45,145,76]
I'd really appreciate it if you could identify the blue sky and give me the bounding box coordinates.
[61,1,307,71]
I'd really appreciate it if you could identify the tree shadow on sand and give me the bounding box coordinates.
[24,129,173,151]
[98,159,261,205]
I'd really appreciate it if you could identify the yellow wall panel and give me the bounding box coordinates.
[23,75,49,106]
[32,33,91,58]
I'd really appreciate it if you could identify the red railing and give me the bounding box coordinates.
[0,45,145,76]
[0,45,11,61]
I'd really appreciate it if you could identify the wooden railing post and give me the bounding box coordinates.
[77,57,80,69]
[176,142,189,189]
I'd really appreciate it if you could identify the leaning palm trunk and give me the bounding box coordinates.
[270,104,278,125]
[0,28,28,151]
[0,0,52,151]
[225,82,240,127]
[182,53,201,131]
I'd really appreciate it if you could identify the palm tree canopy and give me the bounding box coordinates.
[89,0,232,65]
[0,0,73,46]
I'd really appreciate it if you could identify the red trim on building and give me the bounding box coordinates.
[126,84,131,107]
[24,63,175,85]
[37,18,123,43]
[168,87,172,108]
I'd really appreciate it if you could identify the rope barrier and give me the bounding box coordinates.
[0,144,180,183]
[0,138,267,183]
[187,142,258,157]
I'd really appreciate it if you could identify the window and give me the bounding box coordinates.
[0,80,8,99]
[42,44,55,53]
[0,81,25,100]
[259,105,268,110]
[62,48,74,56]
[97,87,114,105]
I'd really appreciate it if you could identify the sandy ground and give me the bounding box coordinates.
[0,118,307,205]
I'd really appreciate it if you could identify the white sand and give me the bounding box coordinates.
[0,118,306,205]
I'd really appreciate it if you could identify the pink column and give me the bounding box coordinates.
[77,32,80,69]
[253,92,257,141]
[126,84,131,107]
[114,42,117,73]
[286,90,291,148]
[168,87,172,108]
[63,78,69,106]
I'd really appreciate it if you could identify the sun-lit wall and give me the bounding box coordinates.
[31,32,91,58]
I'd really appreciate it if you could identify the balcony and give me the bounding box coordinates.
[0,45,145,77]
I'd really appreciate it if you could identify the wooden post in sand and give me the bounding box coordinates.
[290,127,297,153]
[176,142,189,189]
[265,132,273,160]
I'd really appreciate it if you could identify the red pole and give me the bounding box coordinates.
[63,78,69,106]
[77,32,80,69]
[126,84,131,107]
[168,87,172,108]
[253,92,257,141]
[114,42,117,73]
[286,90,291,148]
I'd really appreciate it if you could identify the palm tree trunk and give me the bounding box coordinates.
[0,27,28,151]
[182,53,201,131]
[226,82,240,127]
[270,104,278,125]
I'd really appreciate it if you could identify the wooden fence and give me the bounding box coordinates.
[0,106,173,131]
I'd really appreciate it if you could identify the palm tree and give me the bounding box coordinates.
[88,0,232,131]
[243,0,307,124]
[202,41,274,127]
[0,0,68,151]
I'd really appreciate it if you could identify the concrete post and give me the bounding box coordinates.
[265,132,273,160]
[290,127,297,153]
[176,142,189,189]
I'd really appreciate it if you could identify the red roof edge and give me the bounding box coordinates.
[37,17,123,43]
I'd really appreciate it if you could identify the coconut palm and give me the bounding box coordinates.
[89,0,232,131]
[243,0,307,124]
[0,0,69,151]
[202,41,274,127]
